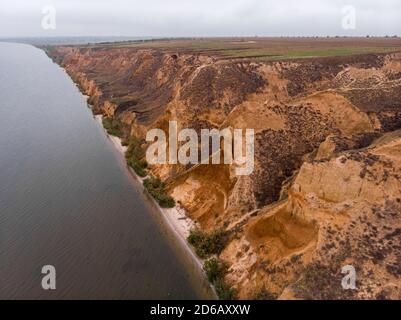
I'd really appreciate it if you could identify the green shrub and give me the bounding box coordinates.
[144,176,164,190]
[214,279,237,300]
[143,176,175,208]
[187,229,229,258]
[125,137,148,177]
[125,136,144,159]
[203,258,236,300]
[203,258,225,283]
[102,117,124,138]
[187,230,204,247]
[157,193,176,208]
[128,159,147,177]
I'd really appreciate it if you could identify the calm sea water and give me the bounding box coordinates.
[0,42,211,299]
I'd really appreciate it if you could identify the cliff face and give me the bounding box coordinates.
[224,130,401,299]
[49,45,401,299]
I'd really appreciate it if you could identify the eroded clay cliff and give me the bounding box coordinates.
[47,45,401,299]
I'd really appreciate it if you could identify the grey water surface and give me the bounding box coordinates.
[0,42,211,299]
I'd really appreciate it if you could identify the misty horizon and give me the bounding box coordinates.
[1,0,400,38]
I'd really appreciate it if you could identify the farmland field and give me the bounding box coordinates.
[80,37,401,61]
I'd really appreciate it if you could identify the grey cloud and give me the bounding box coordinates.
[0,0,400,37]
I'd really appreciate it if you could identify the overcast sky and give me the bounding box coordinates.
[1,0,400,37]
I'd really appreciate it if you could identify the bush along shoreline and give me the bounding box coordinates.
[187,228,236,300]
[112,117,229,298]
[124,136,148,177]
[143,176,176,208]
[123,133,176,209]
[101,115,176,209]
[204,258,236,300]
[101,117,149,178]
[102,117,125,138]
[97,110,226,298]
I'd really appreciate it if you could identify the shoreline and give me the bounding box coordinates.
[57,59,217,298]
[93,115,217,299]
